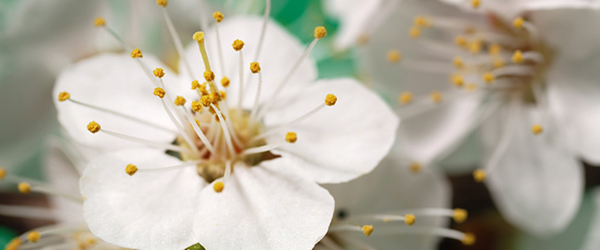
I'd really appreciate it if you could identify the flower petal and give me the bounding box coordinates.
[80,148,205,250]
[193,158,334,249]
[53,53,180,151]
[264,78,399,184]
[440,0,600,19]
[181,16,318,109]
[482,105,583,236]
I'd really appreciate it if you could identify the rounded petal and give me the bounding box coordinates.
[53,53,180,151]
[323,155,451,250]
[181,16,318,109]
[481,105,584,237]
[80,148,205,250]
[264,78,399,184]
[193,158,334,249]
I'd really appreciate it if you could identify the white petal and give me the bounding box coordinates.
[181,16,318,109]
[440,0,600,19]
[323,155,451,250]
[264,78,399,184]
[53,53,180,151]
[81,148,205,250]
[193,158,334,250]
[482,105,584,236]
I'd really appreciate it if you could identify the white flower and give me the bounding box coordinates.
[53,3,398,249]
[358,0,600,237]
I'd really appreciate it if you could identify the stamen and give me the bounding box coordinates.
[387,50,401,63]
[213,181,225,193]
[125,164,138,176]
[94,17,105,27]
[18,182,31,194]
[224,161,232,184]
[531,124,543,135]
[211,104,235,157]
[512,50,524,64]
[241,140,286,156]
[159,3,194,78]
[451,74,464,87]
[430,90,443,103]
[482,72,495,84]
[221,77,230,88]
[27,231,40,243]
[253,0,272,61]
[213,11,226,77]
[362,225,374,236]
[285,132,297,143]
[473,169,486,182]
[95,18,130,51]
[471,0,480,8]
[17,182,83,203]
[373,226,475,245]
[134,160,203,173]
[513,17,524,30]
[234,39,246,110]
[153,68,165,78]
[452,56,464,69]
[489,43,502,55]
[328,224,374,237]
[179,104,216,154]
[90,123,190,153]
[154,90,200,154]
[399,92,414,105]
[314,26,327,39]
[453,208,468,223]
[409,161,421,173]
[0,167,6,179]
[414,16,432,28]
[5,238,21,250]
[193,32,219,93]
[409,26,421,39]
[248,65,263,125]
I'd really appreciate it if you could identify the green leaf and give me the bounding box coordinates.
[185,243,206,250]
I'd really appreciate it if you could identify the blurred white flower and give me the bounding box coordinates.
[358,0,600,237]
[53,3,398,249]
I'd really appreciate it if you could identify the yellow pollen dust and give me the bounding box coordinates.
[399,92,413,105]
[58,92,70,102]
[362,225,374,237]
[193,32,205,43]
[286,132,297,143]
[94,17,106,27]
[314,26,327,39]
[413,16,431,28]
[409,162,421,173]
[232,39,245,51]
[454,36,467,47]
[386,50,401,63]
[453,56,464,69]
[430,90,442,103]
[250,62,261,74]
[87,121,101,134]
[125,164,138,176]
[5,238,21,250]
[174,96,187,106]
[453,208,468,223]
[513,17,524,30]
[531,124,543,135]
[18,182,31,194]
[153,68,165,78]
[512,50,524,64]
[204,71,215,81]
[192,101,203,112]
[404,214,416,225]
[451,74,464,87]
[27,231,41,243]
[213,181,225,193]
[493,58,505,69]
[156,0,168,7]
[462,233,476,246]
[213,11,224,23]
[409,27,421,39]
[489,43,502,55]
[153,87,166,98]
[471,0,480,8]
[221,77,230,87]
[473,169,486,182]
[325,94,337,106]
[482,72,495,84]
[0,167,5,180]
[130,48,143,58]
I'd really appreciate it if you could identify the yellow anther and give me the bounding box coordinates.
[125,164,138,176]
[404,214,416,225]
[462,233,476,246]
[454,36,467,47]
[286,132,297,143]
[250,62,261,74]
[325,94,337,106]
[200,95,212,107]
[409,162,421,173]
[94,17,106,27]
[87,238,97,245]
[221,77,230,87]
[153,68,165,78]
[232,39,245,51]
[153,87,166,99]
[210,92,222,103]
[531,124,543,135]
[473,169,486,182]
[357,34,369,45]
[204,71,215,81]
[5,238,21,250]
[512,50,524,64]
[130,48,143,58]
[193,31,205,43]
[18,182,31,194]
[362,225,374,237]
[453,208,468,223]
[430,90,442,103]
[409,27,421,39]
[213,11,224,23]
[471,0,480,8]
[413,16,431,28]
[174,96,187,106]
[192,101,203,113]
[195,119,201,127]
[220,91,227,100]
[191,80,201,90]
[493,58,505,69]
[58,92,70,102]
[399,92,413,105]
[386,50,401,63]
[489,43,502,55]
[453,56,464,69]
[0,167,5,180]
[513,17,524,30]
[314,26,327,39]
[27,231,40,243]
[213,181,224,192]
[466,83,478,92]
[451,74,464,87]
[482,72,495,84]
[468,41,482,54]
[87,121,101,134]
[156,0,168,7]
